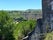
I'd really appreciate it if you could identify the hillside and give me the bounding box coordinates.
[9,9,42,20]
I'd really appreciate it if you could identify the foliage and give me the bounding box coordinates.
[0,11,15,40]
[0,10,37,40]
[13,20,37,40]
[44,31,53,40]
[3,10,53,40]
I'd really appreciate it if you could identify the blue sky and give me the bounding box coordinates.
[0,0,42,10]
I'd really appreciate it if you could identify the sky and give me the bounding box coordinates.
[0,0,42,10]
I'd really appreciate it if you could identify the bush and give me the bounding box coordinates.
[0,11,15,40]
[13,20,37,40]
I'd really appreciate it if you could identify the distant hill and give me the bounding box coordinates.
[25,9,42,14]
[0,9,42,20]
[9,9,42,14]
[8,9,42,20]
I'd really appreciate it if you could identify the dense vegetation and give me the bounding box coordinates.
[0,10,37,40]
[0,10,53,40]
[13,20,37,40]
[0,10,51,40]
[0,11,15,40]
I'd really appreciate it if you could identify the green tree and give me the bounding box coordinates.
[13,20,37,40]
[0,11,15,40]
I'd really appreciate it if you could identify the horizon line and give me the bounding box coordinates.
[0,9,42,11]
